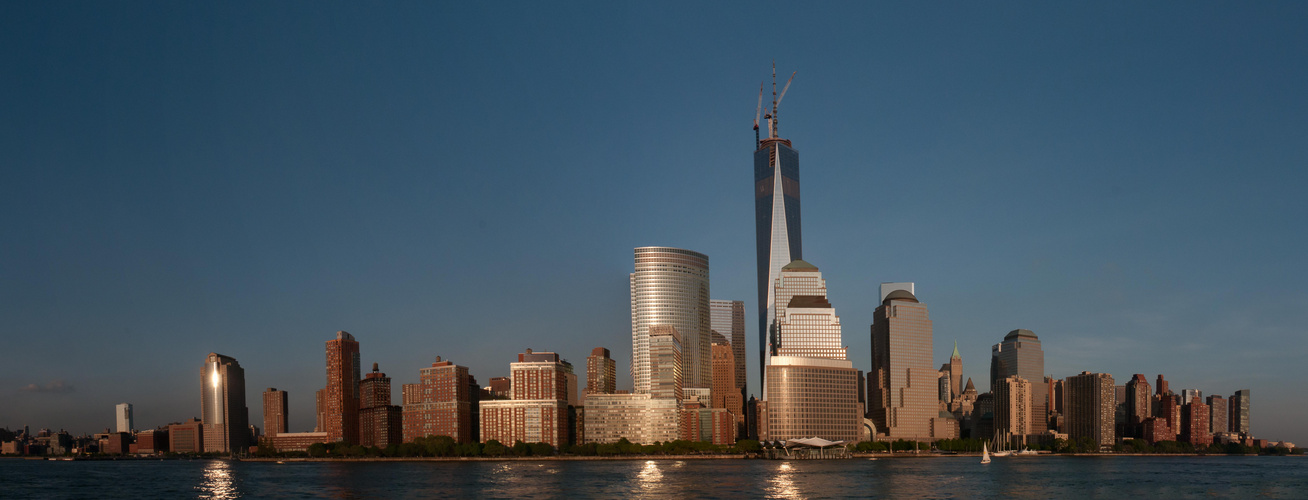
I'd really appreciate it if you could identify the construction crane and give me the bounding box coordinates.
[754,82,764,148]
[773,70,796,139]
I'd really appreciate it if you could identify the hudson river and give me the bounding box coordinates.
[2,456,1305,498]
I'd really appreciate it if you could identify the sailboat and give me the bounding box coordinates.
[991,439,1012,457]
[981,443,991,464]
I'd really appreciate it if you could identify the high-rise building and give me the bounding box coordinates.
[1181,399,1212,446]
[359,363,402,448]
[479,349,571,448]
[402,356,473,443]
[1181,389,1202,404]
[1123,375,1151,438]
[1229,390,1250,434]
[1065,371,1115,449]
[754,70,803,395]
[1206,395,1228,436]
[630,247,711,394]
[262,388,288,437]
[324,331,361,445]
[201,352,249,453]
[990,329,1047,435]
[1155,374,1169,397]
[994,375,1032,448]
[761,260,859,443]
[115,403,133,433]
[584,347,616,399]
[710,299,747,407]
[948,341,963,402]
[314,389,326,432]
[711,340,744,434]
[869,285,936,440]
[649,325,683,401]
[771,261,846,360]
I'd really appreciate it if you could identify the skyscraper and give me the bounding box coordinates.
[990,329,1048,435]
[324,331,361,445]
[869,285,937,440]
[202,352,249,453]
[711,339,744,435]
[648,326,683,401]
[994,375,1032,448]
[1124,375,1151,438]
[585,347,616,398]
[630,247,710,393]
[1065,371,1115,449]
[754,67,802,394]
[1207,395,1227,436]
[359,363,402,448]
[115,403,133,434]
[948,341,962,402]
[760,260,859,442]
[262,388,288,438]
[402,356,473,443]
[1229,389,1250,434]
[709,299,747,405]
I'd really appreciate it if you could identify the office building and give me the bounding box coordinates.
[359,363,402,448]
[947,341,963,403]
[1230,390,1250,434]
[631,247,711,394]
[1065,371,1115,449]
[324,331,361,445]
[754,78,804,394]
[1124,375,1151,427]
[868,285,937,440]
[770,260,845,360]
[712,341,744,435]
[1181,389,1202,404]
[479,349,571,448]
[168,419,204,453]
[262,388,288,437]
[990,329,1047,435]
[1207,395,1228,436]
[402,356,474,443]
[647,325,683,401]
[115,403,133,434]
[201,353,249,453]
[585,347,616,399]
[710,299,747,406]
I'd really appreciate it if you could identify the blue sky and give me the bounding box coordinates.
[2,2,1306,444]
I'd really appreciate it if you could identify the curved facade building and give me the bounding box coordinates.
[631,247,710,394]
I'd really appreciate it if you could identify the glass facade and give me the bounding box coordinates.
[201,352,248,453]
[869,291,937,440]
[631,247,710,393]
[763,357,859,442]
[755,139,801,393]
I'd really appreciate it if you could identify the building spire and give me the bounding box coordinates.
[952,340,961,360]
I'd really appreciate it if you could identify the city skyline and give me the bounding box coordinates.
[3,3,1307,446]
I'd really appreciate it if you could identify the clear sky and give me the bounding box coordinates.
[3,2,1306,444]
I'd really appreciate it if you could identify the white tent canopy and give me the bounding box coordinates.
[784,437,848,448]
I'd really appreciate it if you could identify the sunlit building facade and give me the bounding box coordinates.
[1065,371,1115,449]
[402,357,473,443]
[869,286,937,440]
[631,247,711,394]
[994,375,1031,448]
[585,347,616,399]
[990,329,1047,435]
[478,349,572,448]
[710,299,747,404]
[583,393,680,445]
[755,132,802,396]
[324,331,361,445]
[201,352,249,453]
[262,388,288,437]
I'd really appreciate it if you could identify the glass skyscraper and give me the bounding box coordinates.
[630,247,710,393]
[755,134,801,394]
[990,329,1048,435]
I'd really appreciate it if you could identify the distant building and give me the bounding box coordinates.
[1065,371,1115,449]
[680,401,736,445]
[168,418,204,453]
[487,377,511,399]
[1141,417,1175,444]
[115,403,133,434]
[869,285,936,440]
[266,432,329,452]
[990,329,1047,435]
[262,388,288,438]
[1124,375,1151,438]
[324,331,361,445]
[479,349,571,448]
[631,247,711,395]
[134,429,168,454]
[1229,390,1250,434]
[583,393,679,445]
[1207,395,1228,436]
[710,299,747,410]
[994,375,1032,448]
[402,356,474,443]
[202,353,249,453]
[711,341,744,435]
[585,347,616,399]
[314,389,326,432]
[648,326,683,401]
[359,363,402,448]
[1180,389,1202,405]
[1181,398,1212,447]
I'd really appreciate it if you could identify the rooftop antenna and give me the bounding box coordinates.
[753,82,763,148]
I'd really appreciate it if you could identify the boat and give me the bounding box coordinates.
[1016,447,1039,456]
[981,443,991,464]
[990,439,1012,457]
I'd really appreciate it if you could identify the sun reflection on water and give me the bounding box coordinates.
[767,462,800,499]
[198,460,239,499]
[638,460,663,494]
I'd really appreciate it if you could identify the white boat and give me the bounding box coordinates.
[1017,448,1039,456]
[981,443,991,464]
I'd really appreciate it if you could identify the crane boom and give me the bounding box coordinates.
[776,71,796,108]
[753,82,763,129]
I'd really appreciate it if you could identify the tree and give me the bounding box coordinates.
[735,439,761,453]
[307,442,327,458]
[483,440,506,457]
